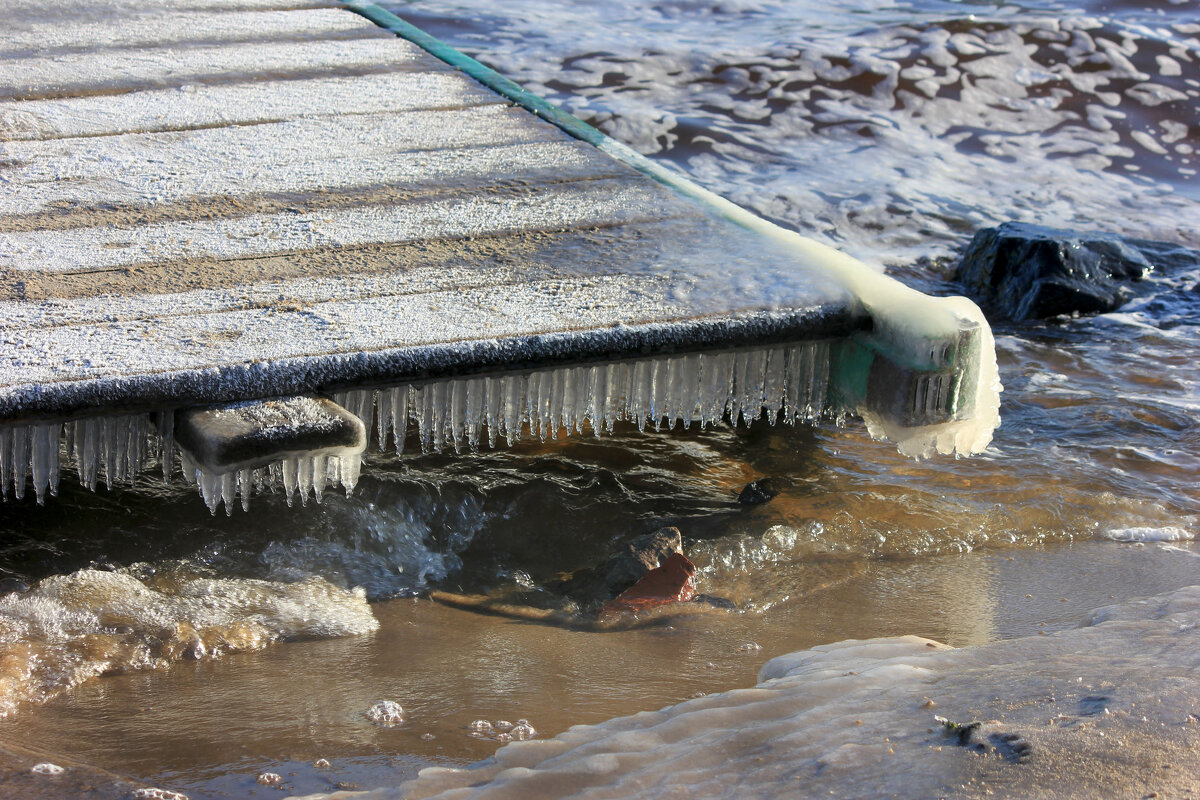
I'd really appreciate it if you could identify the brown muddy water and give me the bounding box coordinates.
[0,0,1198,795]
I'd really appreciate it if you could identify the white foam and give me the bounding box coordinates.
[293,585,1200,799]
[0,568,377,718]
[1105,526,1194,542]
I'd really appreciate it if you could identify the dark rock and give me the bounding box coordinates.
[692,593,738,610]
[988,731,1034,763]
[0,578,28,595]
[954,222,1200,321]
[598,527,685,596]
[546,526,685,611]
[738,478,781,506]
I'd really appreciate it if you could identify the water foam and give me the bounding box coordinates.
[1104,525,1194,542]
[0,568,376,717]
[294,585,1200,799]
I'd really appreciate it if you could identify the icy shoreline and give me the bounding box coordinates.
[300,585,1200,799]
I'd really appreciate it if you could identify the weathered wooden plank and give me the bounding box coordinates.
[0,269,857,418]
[0,218,729,304]
[0,179,702,273]
[0,36,434,101]
[0,115,604,218]
[8,0,333,14]
[4,8,377,50]
[0,71,500,141]
[0,215,826,323]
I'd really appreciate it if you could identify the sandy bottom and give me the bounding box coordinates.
[0,540,1198,798]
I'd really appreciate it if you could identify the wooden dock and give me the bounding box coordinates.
[0,0,1000,506]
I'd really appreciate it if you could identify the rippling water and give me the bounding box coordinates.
[0,0,1196,795]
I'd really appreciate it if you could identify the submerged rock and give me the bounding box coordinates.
[737,478,781,506]
[599,527,685,595]
[954,222,1199,321]
[599,553,698,619]
[433,526,731,625]
[549,526,686,608]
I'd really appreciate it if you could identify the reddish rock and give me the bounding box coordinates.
[600,553,697,618]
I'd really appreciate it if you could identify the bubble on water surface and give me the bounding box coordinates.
[131,789,188,800]
[366,700,406,726]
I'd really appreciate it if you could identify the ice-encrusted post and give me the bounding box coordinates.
[174,397,367,515]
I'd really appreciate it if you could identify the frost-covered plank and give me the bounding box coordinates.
[1,123,603,216]
[0,71,499,141]
[7,0,332,19]
[0,179,701,273]
[0,36,433,100]
[4,8,375,49]
[0,273,833,391]
[0,213,853,327]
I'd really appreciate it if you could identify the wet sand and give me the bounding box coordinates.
[1,539,1197,798]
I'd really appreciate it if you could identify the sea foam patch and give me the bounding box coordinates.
[296,585,1200,799]
[0,568,377,718]
[1104,526,1194,542]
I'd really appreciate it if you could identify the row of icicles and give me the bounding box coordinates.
[0,342,834,512]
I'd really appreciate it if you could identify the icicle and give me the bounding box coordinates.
[374,387,393,452]
[239,468,252,513]
[525,372,545,441]
[30,423,61,505]
[629,361,650,432]
[339,452,361,494]
[297,456,313,505]
[466,378,485,452]
[502,375,524,446]
[158,409,175,483]
[560,367,577,436]
[391,386,408,455]
[0,426,11,500]
[74,419,96,490]
[312,455,327,504]
[587,364,607,437]
[100,418,118,489]
[412,386,432,453]
[485,376,503,448]
[569,366,590,434]
[680,354,702,429]
[762,347,786,424]
[548,368,566,440]
[450,380,468,453]
[814,343,831,415]
[11,427,28,501]
[219,472,236,516]
[199,468,223,515]
[699,352,731,427]
[281,457,298,507]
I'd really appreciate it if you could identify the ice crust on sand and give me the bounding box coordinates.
[296,586,1200,800]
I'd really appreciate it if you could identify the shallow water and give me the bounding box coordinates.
[0,0,1197,795]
